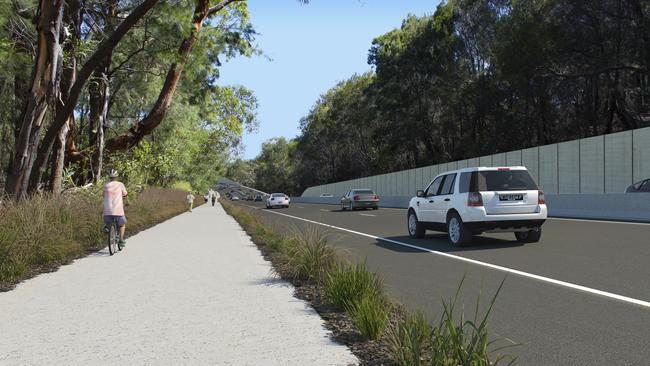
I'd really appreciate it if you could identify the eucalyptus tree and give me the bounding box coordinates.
[3,0,255,197]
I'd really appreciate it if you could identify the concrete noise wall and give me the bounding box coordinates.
[302,127,650,197]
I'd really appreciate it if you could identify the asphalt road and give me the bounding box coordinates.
[232,200,650,366]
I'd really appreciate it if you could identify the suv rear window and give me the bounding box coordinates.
[271,193,285,197]
[459,170,538,192]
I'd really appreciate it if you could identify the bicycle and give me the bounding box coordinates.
[106,218,124,256]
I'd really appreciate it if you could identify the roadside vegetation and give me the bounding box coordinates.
[222,201,516,365]
[0,187,201,290]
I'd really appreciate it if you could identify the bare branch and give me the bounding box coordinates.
[207,0,245,17]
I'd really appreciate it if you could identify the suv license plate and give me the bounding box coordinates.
[499,194,523,201]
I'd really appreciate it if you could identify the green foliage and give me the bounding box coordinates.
[225,158,256,187]
[324,261,384,311]
[1,0,258,193]
[429,278,515,366]
[275,226,338,283]
[388,311,432,366]
[171,181,193,192]
[388,277,517,366]
[253,137,298,194]
[348,293,391,341]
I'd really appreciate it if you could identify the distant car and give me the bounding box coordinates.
[407,166,547,246]
[341,189,379,210]
[266,193,290,208]
[231,195,240,201]
[254,195,263,202]
[625,178,650,193]
[320,193,334,197]
[246,195,254,201]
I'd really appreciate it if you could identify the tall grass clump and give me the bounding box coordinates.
[0,187,196,288]
[388,311,432,366]
[0,192,103,285]
[325,261,384,310]
[429,278,515,366]
[348,293,391,340]
[389,277,516,366]
[276,226,337,282]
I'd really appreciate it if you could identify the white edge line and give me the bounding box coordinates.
[359,214,376,217]
[296,203,650,226]
[548,217,650,226]
[241,204,650,309]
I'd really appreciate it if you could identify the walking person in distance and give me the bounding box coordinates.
[186,191,195,212]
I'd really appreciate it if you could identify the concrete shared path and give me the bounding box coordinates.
[0,204,357,365]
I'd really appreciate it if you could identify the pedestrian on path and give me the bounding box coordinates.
[186,191,195,212]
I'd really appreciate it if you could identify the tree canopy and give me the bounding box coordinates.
[250,0,649,195]
[1,0,258,195]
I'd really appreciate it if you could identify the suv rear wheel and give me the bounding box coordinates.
[447,213,470,247]
[515,228,542,243]
[407,210,425,238]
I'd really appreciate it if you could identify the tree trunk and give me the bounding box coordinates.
[86,0,118,184]
[49,119,70,193]
[42,0,81,194]
[28,0,160,193]
[90,81,108,183]
[5,0,64,198]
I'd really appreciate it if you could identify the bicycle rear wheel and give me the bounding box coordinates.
[108,224,117,255]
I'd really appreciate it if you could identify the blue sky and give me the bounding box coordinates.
[218,0,440,159]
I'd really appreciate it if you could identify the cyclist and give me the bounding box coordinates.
[103,170,128,246]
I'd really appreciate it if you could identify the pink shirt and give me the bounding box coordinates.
[103,181,128,216]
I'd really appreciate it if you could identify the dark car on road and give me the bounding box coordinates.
[341,189,379,210]
[254,195,263,202]
[625,178,650,193]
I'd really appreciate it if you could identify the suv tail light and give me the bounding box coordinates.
[538,190,545,205]
[467,192,483,207]
[353,195,360,201]
[374,194,379,200]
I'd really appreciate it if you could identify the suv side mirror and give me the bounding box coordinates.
[416,190,425,198]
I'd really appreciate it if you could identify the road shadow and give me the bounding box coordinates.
[375,234,523,253]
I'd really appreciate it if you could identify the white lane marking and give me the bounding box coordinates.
[297,206,305,208]
[240,203,650,309]
[319,209,330,212]
[359,214,376,217]
[549,217,650,226]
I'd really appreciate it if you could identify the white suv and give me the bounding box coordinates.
[407,167,547,246]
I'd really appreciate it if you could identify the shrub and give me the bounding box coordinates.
[325,261,383,311]
[349,293,391,340]
[387,311,432,366]
[171,181,192,192]
[277,226,337,282]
